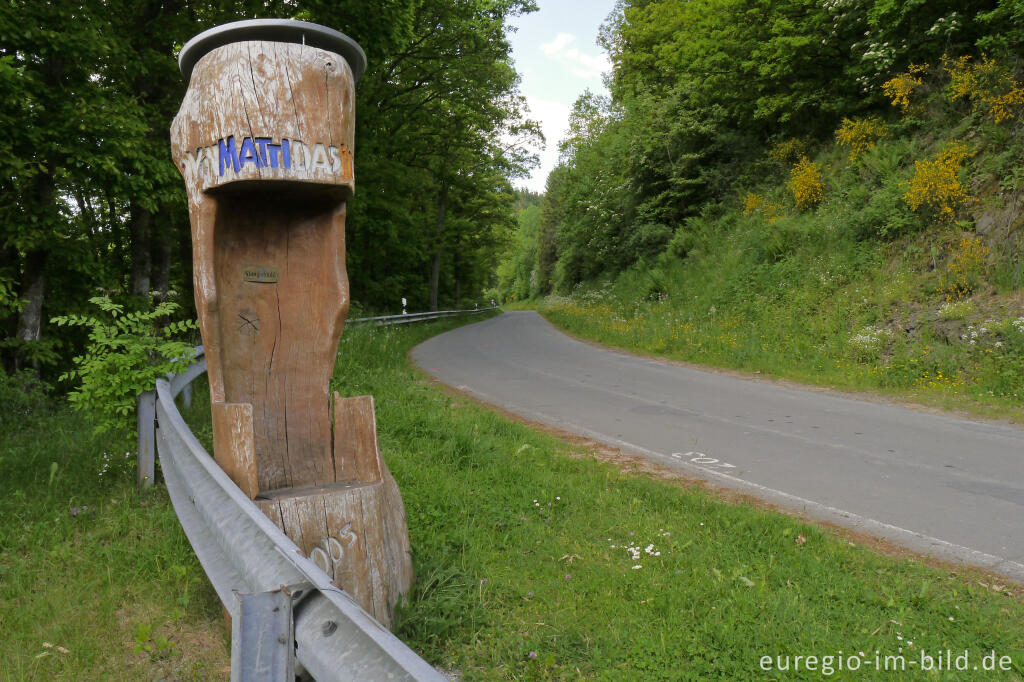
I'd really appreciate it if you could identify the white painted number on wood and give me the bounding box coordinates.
[310,523,358,579]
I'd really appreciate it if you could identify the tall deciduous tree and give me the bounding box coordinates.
[1,0,540,378]
[0,1,145,369]
[501,0,1014,297]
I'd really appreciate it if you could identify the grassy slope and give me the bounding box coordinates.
[539,111,1024,423]
[4,317,1024,680]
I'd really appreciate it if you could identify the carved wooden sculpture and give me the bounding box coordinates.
[170,20,412,626]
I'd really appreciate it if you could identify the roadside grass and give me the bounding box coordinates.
[0,374,227,681]
[342,319,1024,679]
[5,316,1024,680]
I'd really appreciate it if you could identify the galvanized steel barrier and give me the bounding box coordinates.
[351,306,494,326]
[137,307,494,680]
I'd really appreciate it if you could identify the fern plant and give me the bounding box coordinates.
[52,296,199,444]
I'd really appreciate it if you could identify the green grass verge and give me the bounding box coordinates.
[530,210,1024,423]
[0,377,227,680]
[4,315,1024,680]
[349,317,1024,679]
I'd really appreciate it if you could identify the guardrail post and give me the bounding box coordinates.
[137,390,156,490]
[231,588,296,682]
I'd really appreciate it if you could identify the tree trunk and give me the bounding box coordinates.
[152,216,172,302]
[15,249,47,370]
[0,245,19,372]
[129,202,152,298]
[429,184,446,311]
[14,168,55,370]
[429,251,441,311]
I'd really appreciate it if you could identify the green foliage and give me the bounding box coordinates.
[51,297,198,445]
[512,0,1023,302]
[977,0,1024,53]
[0,400,227,679]
[5,316,1024,677]
[341,0,539,311]
[335,318,1024,676]
[496,199,542,301]
[132,622,176,659]
[0,368,53,430]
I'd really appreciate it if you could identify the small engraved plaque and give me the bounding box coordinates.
[243,266,278,283]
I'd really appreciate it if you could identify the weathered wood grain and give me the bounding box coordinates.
[171,39,354,492]
[333,394,383,483]
[321,486,372,611]
[171,35,411,629]
[211,402,259,499]
[380,462,415,609]
[209,195,345,490]
[254,476,410,626]
[171,40,355,199]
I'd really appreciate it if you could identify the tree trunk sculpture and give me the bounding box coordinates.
[169,20,412,627]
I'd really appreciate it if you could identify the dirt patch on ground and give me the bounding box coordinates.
[415,364,1024,601]
[114,600,229,681]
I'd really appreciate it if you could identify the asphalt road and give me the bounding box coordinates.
[412,311,1024,582]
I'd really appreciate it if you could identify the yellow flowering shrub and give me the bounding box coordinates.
[742,193,783,222]
[742,193,762,214]
[786,157,824,210]
[902,143,971,220]
[835,117,888,162]
[945,54,1024,124]
[882,63,929,117]
[940,235,990,300]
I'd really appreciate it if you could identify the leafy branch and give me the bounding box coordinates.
[52,296,198,445]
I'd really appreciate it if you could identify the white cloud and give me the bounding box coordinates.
[540,32,611,81]
[541,32,575,56]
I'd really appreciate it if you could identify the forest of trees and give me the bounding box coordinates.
[498,0,1024,300]
[0,0,539,379]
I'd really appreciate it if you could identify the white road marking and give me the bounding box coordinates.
[677,451,737,469]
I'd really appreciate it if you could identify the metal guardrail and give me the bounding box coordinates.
[136,307,496,680]
[155,370,442,680]
[348,306,494,326]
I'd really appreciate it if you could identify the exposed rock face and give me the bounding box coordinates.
[972,190,1024,245]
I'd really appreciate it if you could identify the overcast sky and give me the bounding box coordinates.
[506,1,618,194]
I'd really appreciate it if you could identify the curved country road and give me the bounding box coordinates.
[412,311,1024,582]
